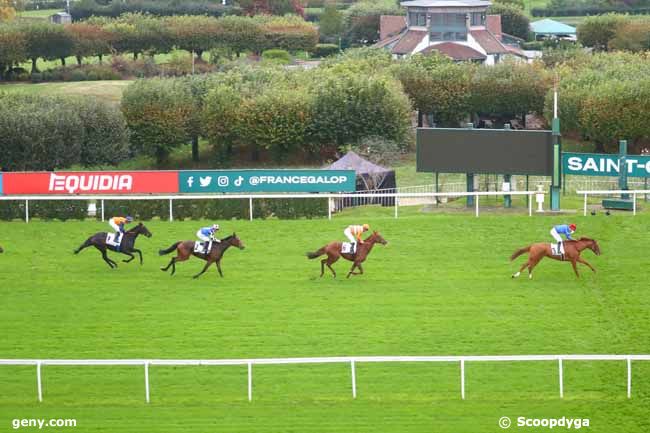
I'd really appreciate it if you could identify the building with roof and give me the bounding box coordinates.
[530,18,577,40]
[375,0,526,64]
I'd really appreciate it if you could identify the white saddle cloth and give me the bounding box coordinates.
[341,242,355,254]
[550,243,565,256]
[106,233,121,247]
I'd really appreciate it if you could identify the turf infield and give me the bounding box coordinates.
[1,212,649,432]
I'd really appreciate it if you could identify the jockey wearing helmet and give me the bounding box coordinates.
[344,223,370,253]
[197,224,221,244]
[550,223,576,251]
[108,215,133,244]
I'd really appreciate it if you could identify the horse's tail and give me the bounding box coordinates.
[74,238,92,254]
[159,242,181,256]
[510,245,531,261]
[306,247,326,259]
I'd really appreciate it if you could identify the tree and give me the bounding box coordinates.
[66,22,113,65]
[577,14,627,51]
[607,19,650,52]
[318,2,343,40]
[22,22,74,72]
[487,3,530,40]
[215,16,264,57]
[121,78,196,165]
[0,24,27,79]
[343,0,402,46]
[0,0,15,21]
[165,15,221,61]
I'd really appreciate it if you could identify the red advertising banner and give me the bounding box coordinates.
[2,171,179,195]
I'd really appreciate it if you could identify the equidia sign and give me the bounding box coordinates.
[179,170,356,193]
[563,153,650,177]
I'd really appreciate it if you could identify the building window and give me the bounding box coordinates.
[430,32,442,41]
[429,13,468,41]
[410,11,427,26]
[471,12,485,26]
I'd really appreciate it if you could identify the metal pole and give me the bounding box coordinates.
[394,196,398,219]
[583,193,587,216]
[632,193,636,215]
[460,359,465,400]
[169,199,173,222]
[558,358,564,399]
[247,362,252,402]
[249,197,253,221]
[101,199,105,222]
[475,194,479,217]
[36,362,42,402]
[328,197,332,220]
[25,199,29,223]
[627,358,632,399]
[528,193,532,216]
[144,362,150,403]
[351,360,357,399]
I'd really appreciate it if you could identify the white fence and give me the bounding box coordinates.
[0,191,540,221]
[577,190,650,216]
[1,355,648,403]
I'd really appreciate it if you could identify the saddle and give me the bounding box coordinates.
[194,241,212,254]
[341,242,356,254]
[106,233,122,248]
[550,243,565,257]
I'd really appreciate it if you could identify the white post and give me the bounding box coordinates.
[144,362,150,403]
[169,199,173,222]
[351,359,357,399]
[460,359,465,400]
[101,199,105,222]
[394,196,398,219]
[247,362,252,402]
[249,197,253,221]
[36,362,42,402]
[627,358,631,399]
[528,193,533,216]
[558,358,564,399]
[583,193,587,216]
[25,199,29,223]
[632,193,636,216]
[328,197,332,221]
[475,194,479,217]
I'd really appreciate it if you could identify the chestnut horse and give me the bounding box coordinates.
[307,231,387,278]
[511,237,601,279]
[159,233,245,279]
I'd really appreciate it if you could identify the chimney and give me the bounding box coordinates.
[486,15,503,40]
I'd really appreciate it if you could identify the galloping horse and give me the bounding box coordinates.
[159,233,245,279]
[511,237,601,279]
[307,231,388,278]
[74,223,152,268]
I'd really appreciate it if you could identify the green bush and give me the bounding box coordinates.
[487,3,530,40]
[313,43,339,57]
[69,69,87,81]
[30,201,88,221]
[261,49,292,64]
[0,201,25,221]
[521,41,543,50]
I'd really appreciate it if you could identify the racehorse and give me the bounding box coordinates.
[0,244,3,253]
[74,223,152,268]
[306,231,388,278]
[158,233,245,279]
[511,237,601,279]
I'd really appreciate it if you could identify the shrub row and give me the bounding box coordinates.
[0,201,87,221]
[70,0,237,20]
[532,6,650,16]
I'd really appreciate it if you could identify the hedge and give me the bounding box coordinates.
[532,6,650,16]
[0,200,86,221]
[70,0,238,20]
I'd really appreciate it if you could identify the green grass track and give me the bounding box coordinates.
[1,213,649,432]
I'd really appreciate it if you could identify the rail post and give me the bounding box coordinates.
[460,359,465,400]
[528,193,533,216]
[25,199,29,223]
[36,361,42,402]
[169,199,173,222]
[351,359,357,399]
[144,361,150,403]
[327,197,332,220]
[475,194,479,217]
[249,197,253,221]
[583,193,587,216]
[632,193,636,215]
[247,362,252,402]
[101,199,105,222]
[394,196,398,219]
[558,358,564,398]
[627,357,632,399]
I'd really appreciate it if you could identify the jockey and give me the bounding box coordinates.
[109,216,133,241]
[344,223,369,253]
[550,223,576,252]
[196,224,221,251]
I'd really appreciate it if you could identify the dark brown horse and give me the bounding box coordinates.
[0,244,3,253]
[74,223,152,268]
[307,231,387,278]
[159,233,245,279]
[511,237,601,279]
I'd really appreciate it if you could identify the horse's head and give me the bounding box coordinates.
[370,231,388,245]
[579,237,600,256]
[227,233,245,250]
[133,222,152,238]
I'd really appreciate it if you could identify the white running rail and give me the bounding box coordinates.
[0,191,540,221]
[2,355,648,403]
[576,190,650,216]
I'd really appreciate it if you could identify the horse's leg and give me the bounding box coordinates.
[570,259,580,278]
[577,256,596,273]
[513,258,530,278]
[320,258,326,277]
[131,248,143,265]
[326,253,339,278]
[346,262,358,278]
[215,260,224,277]
[193,260,213,279]
[527,256,543,279]
[97,246,115,268]
[122,252,135,263]
[161,257,174,272]
[356,263,364,275]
